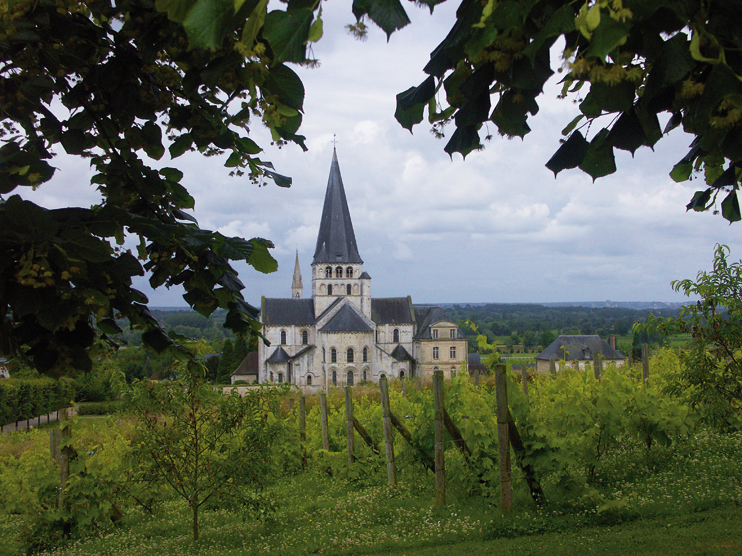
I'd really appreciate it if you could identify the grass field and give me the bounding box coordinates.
[2,421,741,556]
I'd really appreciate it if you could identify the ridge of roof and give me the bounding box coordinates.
[320,304,373,333]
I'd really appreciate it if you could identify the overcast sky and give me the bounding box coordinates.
[26,0,742,307]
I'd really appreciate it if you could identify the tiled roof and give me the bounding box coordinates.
[371,297,414,325]
[262,298,315,326]
[320,304,373,332]
[536,335,626,361]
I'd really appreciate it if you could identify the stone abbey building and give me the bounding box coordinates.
[256,149,467,388]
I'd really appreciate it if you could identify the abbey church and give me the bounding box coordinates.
[254,149,468,388]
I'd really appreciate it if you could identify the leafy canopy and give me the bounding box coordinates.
[390,0,742,222]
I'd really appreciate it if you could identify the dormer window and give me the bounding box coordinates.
[450,329,456,338]
[432,329,438,339]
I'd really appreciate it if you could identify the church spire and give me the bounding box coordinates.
[312,148,363,264]
[292,250,303,298]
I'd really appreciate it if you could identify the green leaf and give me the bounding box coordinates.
[584,17,631,60]
[443,125,480,159]
[580,81,635,118]
[579,129,616,180]
[142,328,174,353]
[264,170,291,187]
[183,0,234,51]
[670,162,693,182]
[606,108,646,155]
[721,190,741,223]
[264,64,305,111]
[240,0,268,49]
[307,15,323,42]
[155,0,197,23]
[247,238,277,273]
[490,89,538,138]
[60,231,113,263]
[395,87,426,132]
[160,167,184,182]
[523,4,575,62]
[546,131,589,176]
[686,188,713,212]
[263,9,312,64]
[141,121,165,160]
[169,134,192,158]
[561,115,584,136]
[61,129,86,155]
[97,318,123,335]
[353,0,411,38]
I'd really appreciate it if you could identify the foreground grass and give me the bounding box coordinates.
[2,423,742,555]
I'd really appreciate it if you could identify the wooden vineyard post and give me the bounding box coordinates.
[495,364,512,514]
[320,392,329,451]
[401,377,406,396]
[433,370,445,508]
[521,366,528,396]
[379,376,398,488]
[593,354,601,381]
[549,357,557,378]
[299,396,307,470]
[58,408,71,510]
[345,387,355,465]
[642,343,649,385]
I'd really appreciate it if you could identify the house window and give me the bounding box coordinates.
[278,372,284,383]
[450,329,456,338]
[363,347,368,362]
[332,370,337,385]
[433,347,439,359]
[432,329,438,339]
[450,346,456,359]
[393,328,399,342]
[325,266,332,278]
[400,370,405,379]
[323,347,326,362]
[331,348,337,363]
[347,370,354,386]
[335,266,342,278]
[280,330,286,345]
[328,284,333,295]
[307,375,312,385]
[347,348,354,363]
[302,330,308,345]
[347,267,353,278]
[346,284,351,295]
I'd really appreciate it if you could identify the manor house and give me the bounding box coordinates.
[256,149,467,388]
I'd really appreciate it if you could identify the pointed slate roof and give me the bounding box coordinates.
[320,304,373,332]
[391,344,413,362]
[312,149,363,264]
[267,346,291,363]
[536,335,626,361]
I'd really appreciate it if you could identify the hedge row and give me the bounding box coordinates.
[0,377,76,426]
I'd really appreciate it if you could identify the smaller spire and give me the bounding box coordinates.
[292,250,303,298]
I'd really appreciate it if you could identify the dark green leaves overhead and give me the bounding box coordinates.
[263,9,313,64]
[352,0,411,38]
[546,131,589,177]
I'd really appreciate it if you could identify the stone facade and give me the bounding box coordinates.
[251,150,467,389]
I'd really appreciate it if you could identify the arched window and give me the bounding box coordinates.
[328,284,333,295]
[393,328,399,342]
[307,375,312,385]
[335,266,342,278]
[322,347,326,362]
[278,372,284,383]
[325,266,332,277]
[302,330,308,345]
[380,373,386,379]
[346,267,353,278]
[331,348,337,363]
[346,284,351,295]
[400,370,405,379]
[347,348,354,363]
[332,370,337,386]
[363,369,367,382]
[347,370,354,386]
[280,330,286,345]
[363,347,368,362]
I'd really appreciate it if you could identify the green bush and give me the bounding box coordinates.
[77,401,123,416]
[0,377,76,425]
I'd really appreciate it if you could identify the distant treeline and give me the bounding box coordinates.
[446,303,682,354]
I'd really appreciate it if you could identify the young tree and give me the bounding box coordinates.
[216,339,234,384]
[128,363,281,540]
[643,244,742,428]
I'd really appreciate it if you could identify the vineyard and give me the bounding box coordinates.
[1,350,742,555]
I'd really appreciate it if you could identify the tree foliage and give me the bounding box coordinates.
[0,0,305,373]
[389,0,742,222]
[642,244,742,428]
